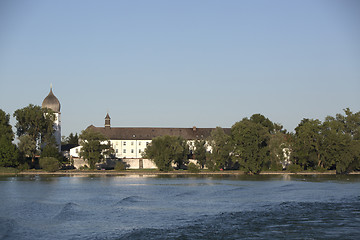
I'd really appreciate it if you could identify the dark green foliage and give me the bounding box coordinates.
[18,135,37,160]
[207,127,232,170]
[41,143,63,161]
[187,162,200,173]
[193,140,207,169]
[287,164,302,173]
[0,109,14,141]
[292,119,323,170]
[250,114,276,133]
[0,137,19,167]
[115,161,126,171]
[268,131,292,170]
[143,135,189,171]
[63,133,79,145]
[79,128,114,169]
[0,109,19,167]
[39,157,60,172]
[231,118,270,174]
[292,109,360,174]
[13,104,55,161]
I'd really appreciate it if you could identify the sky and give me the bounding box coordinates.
[1,0,359,138]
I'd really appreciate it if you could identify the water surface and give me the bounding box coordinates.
[0,174,359,239]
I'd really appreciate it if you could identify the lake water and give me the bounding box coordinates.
[0,174,359,239]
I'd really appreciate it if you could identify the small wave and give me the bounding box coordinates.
[53,202,84,221]
[175,191,196,197]
[114,196,145,205]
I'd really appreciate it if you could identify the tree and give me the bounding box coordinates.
[321,110,360,173]
[0,137,19,167]
[79,128,113,169]
[0,109,14,140]
[268,131,292,170]
[0,109,19,167]
[193,140,207,169]
[13,104,55,161]
[231,118,270,174]
[292,119,323,170]
[250,114,275,133]
[207,127,233,170]
[62,133,79,145]
[39,157,60,172]
[143,135,189,171]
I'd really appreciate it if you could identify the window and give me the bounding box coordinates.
[116,149,118,153]
[123,149,126,153]
[131,141,134,146]
[146,142,149,146]
[123,141,126,146]
[139,149,142,153]
[131,149,134,153]
[139,142,141,146]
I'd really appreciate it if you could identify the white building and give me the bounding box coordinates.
[70,113,231,169]
[42,86,61,151]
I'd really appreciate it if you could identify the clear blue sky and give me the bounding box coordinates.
[1,0,359,137]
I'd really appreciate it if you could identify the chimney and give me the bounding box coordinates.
[193,126,197,132]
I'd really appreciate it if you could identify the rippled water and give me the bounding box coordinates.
[0,174,359,239]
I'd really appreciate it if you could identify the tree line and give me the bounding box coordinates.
[143,109,360,174]
[1,105,359,174]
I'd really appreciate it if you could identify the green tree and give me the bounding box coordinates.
[62,132,79,145]
[18,135,37,160]
[321,109,360,173]
[207,127,232,170]
[193,140,207,169]
[13,104,55,161]
[231,118,270,174]
[292,119,323,170]
[0,137,19,167]
[39,157,60,172]
[268,132,292,170]
[143,135,189,171]
[0,109,19,167]
[41,140,63,161]
[0,109,14,140]
[79,128,113,169]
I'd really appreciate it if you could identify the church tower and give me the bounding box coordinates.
[42,86,61,151]
[105,113,111,129]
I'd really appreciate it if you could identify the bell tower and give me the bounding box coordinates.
[105,113,111,129]
[42,85,61,151]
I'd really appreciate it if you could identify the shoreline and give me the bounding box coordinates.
[1,170,359,176]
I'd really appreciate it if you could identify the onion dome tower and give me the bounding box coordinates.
[42,86,61,151]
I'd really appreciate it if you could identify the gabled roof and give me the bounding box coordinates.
[86,125,231,141]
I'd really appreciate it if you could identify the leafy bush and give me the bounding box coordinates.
[79,165,89,170]
[39,157,60,172]
[115,161,126,171]
[287,164,302,173]
[17,163,30,171]
[187,162,200,173]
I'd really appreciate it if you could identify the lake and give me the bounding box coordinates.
[0,174,359,239]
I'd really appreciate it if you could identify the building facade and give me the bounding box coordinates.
[70,114,231,169]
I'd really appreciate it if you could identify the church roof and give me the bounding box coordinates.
[86,125,231,141]
[42,87,61,112]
